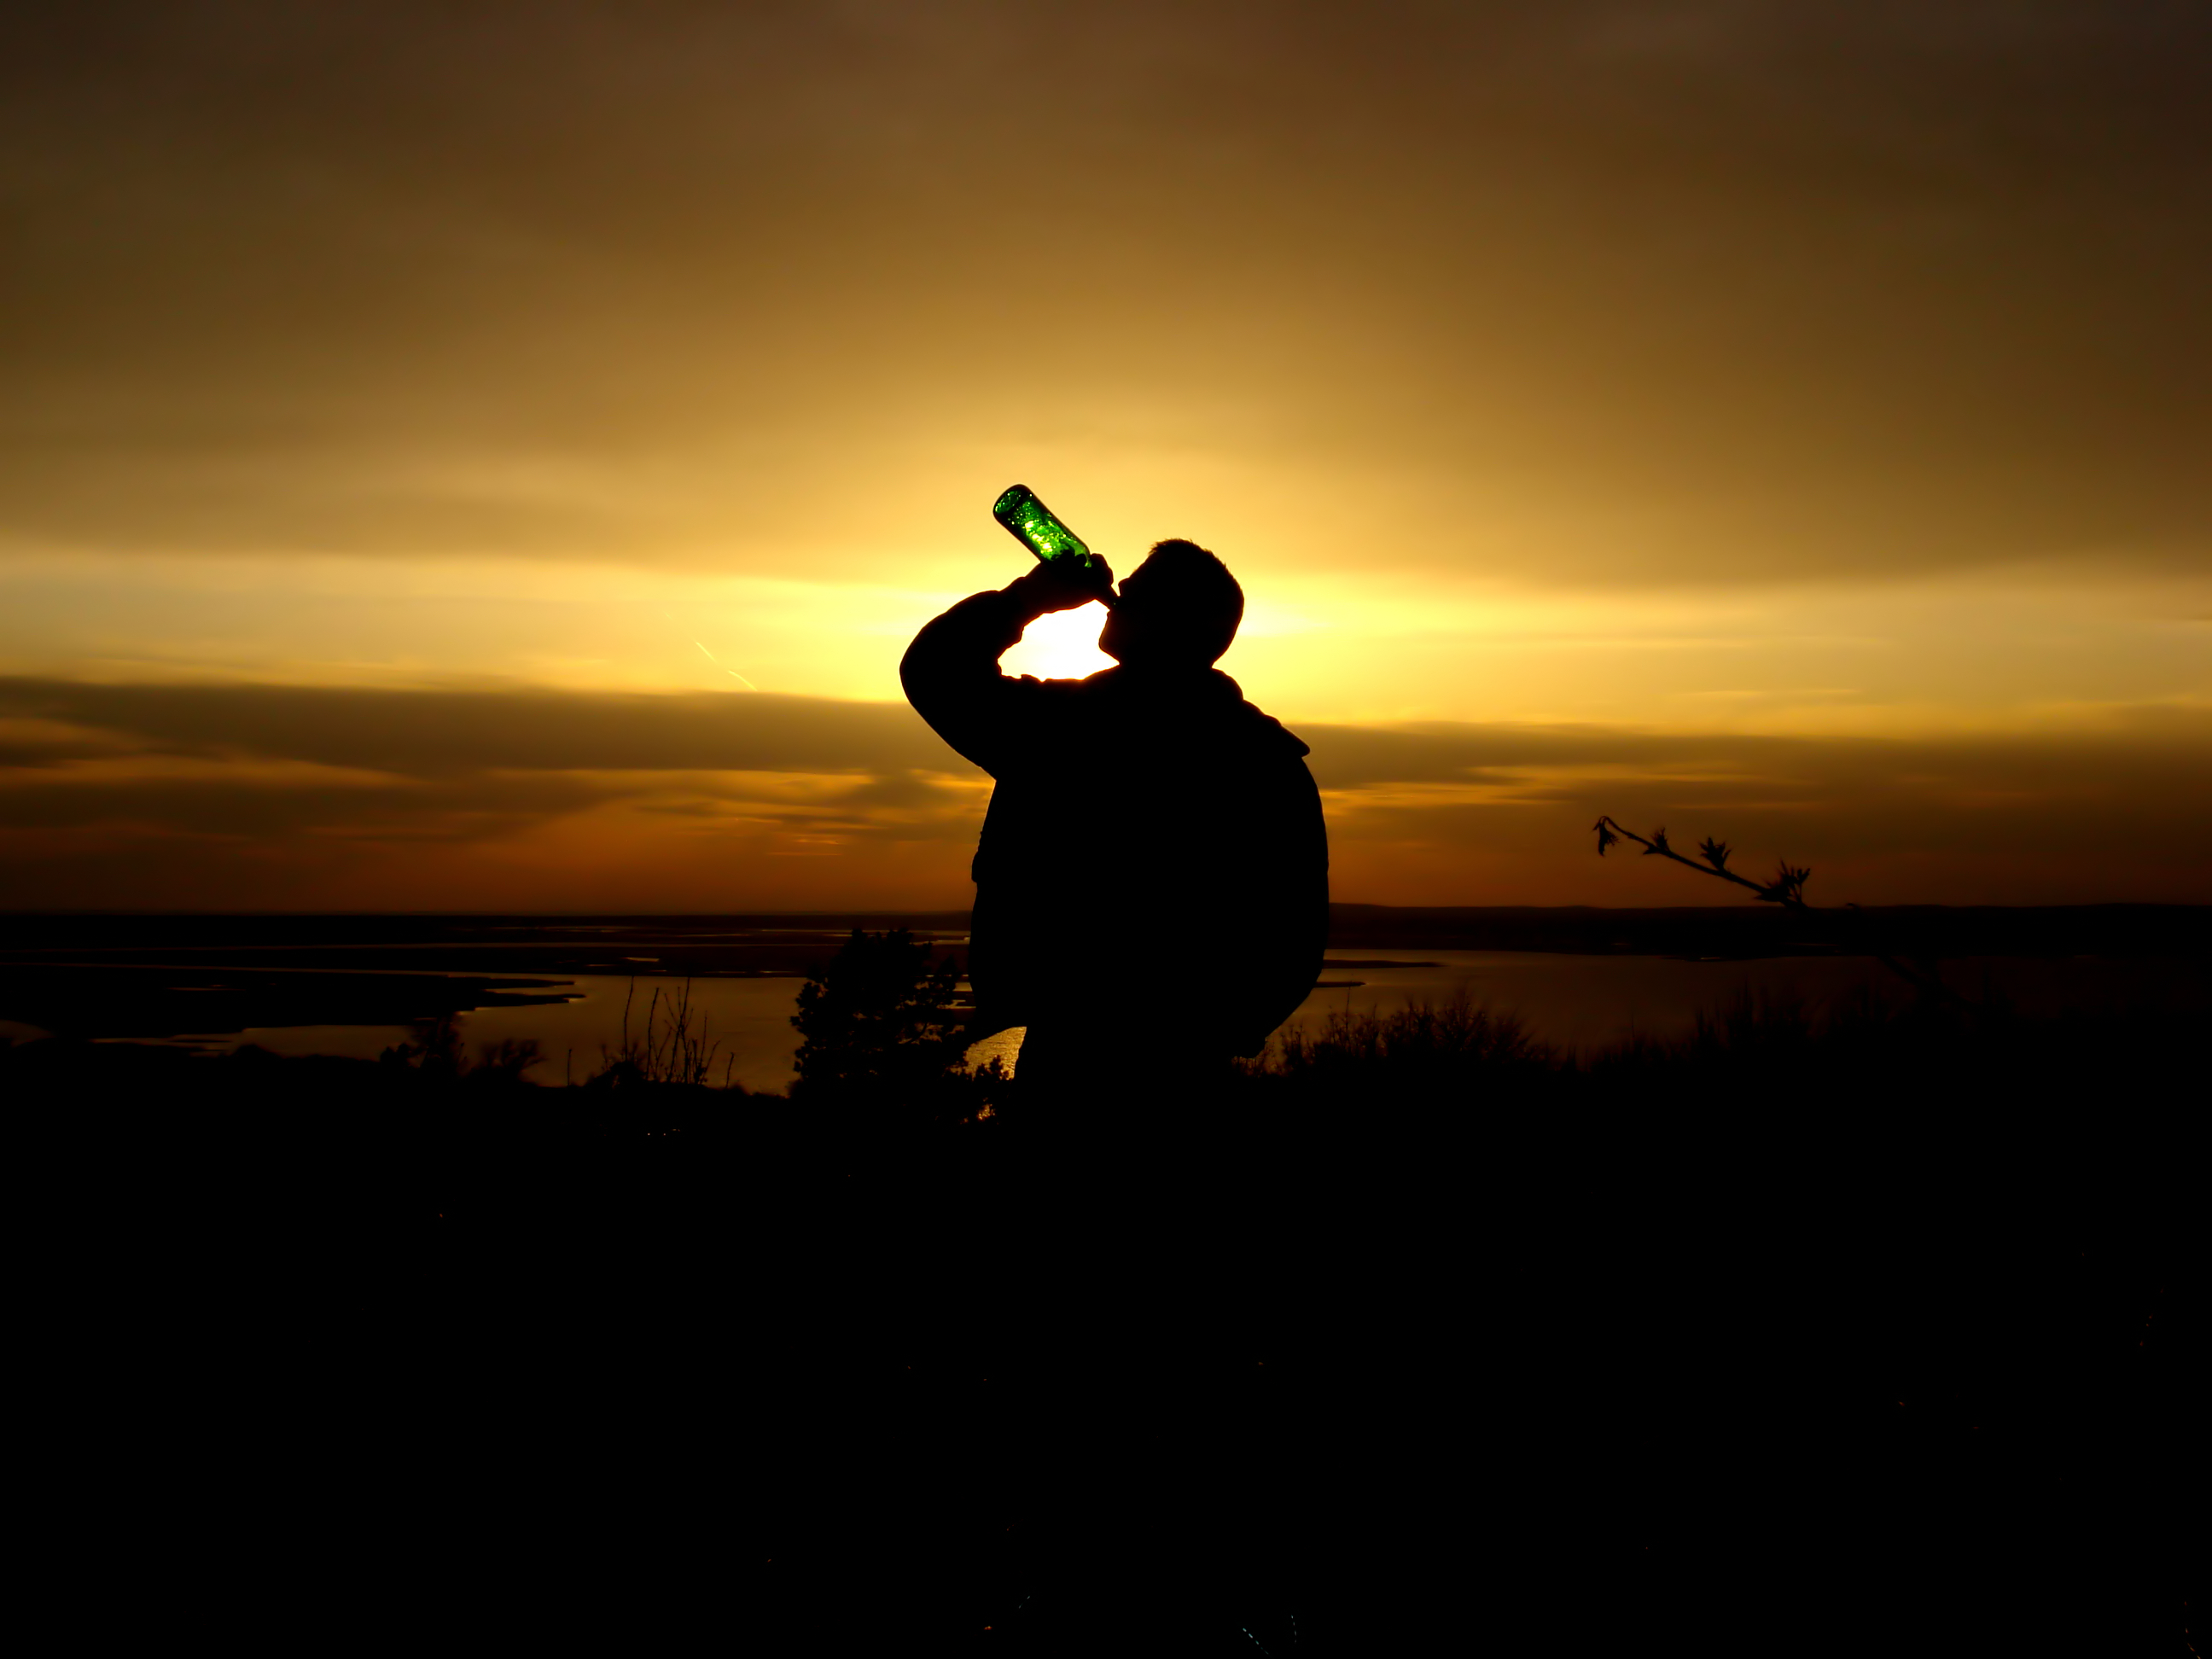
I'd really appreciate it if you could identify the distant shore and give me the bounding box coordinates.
[7,903,2204,1051]
[3,901,2204,973]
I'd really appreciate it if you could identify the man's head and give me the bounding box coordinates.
[1098,539,1244,669]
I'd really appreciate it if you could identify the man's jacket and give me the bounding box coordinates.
[902,588,1329,1057]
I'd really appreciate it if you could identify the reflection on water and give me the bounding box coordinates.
[175,950,2202,1086]
[962,1027,1024,1075]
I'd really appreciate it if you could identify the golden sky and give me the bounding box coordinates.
[3,3,2207,910]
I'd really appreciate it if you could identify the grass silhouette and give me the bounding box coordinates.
[587,975,729,1089]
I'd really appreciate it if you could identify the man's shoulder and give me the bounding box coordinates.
[1242,704,1311,761]
[1035,665,1315,771]
[1212,674,1312,762]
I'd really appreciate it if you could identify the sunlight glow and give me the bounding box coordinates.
[998,602,1115,683]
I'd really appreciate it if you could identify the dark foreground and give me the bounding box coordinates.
[15,993,2199,1655]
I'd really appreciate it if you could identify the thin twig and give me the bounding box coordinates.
[1591,815,1968,1007]
[1593,816,1801,904]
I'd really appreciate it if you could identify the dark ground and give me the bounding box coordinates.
[13,985,2200,1655]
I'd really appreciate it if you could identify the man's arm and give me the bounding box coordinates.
[1230,758,1331,1056]
[899,560,1113,774]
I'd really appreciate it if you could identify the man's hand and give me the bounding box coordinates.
[1005,556,1115,620]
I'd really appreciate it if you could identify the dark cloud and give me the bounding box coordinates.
[0,679,990,864]
[1307,707,2212,901]
[1302,706,2212,796]
[1303,701,2212,905]
[1297,720,1775,789]
[0,728,122,769]
[2,3,2203,579]
[0,767,615,841]
[2,677,2206,905]
[1322,736,2212,909]
[0,678,948,776]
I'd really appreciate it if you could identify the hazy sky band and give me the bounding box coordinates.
[8,3,2206,581]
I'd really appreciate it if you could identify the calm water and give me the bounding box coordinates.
[195,949,2194,1091]
[216,975,816,1093]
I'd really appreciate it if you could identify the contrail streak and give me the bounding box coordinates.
[691,637,757,690]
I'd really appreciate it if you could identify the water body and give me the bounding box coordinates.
[172,948,2197,1091]
[198,974,813,1093]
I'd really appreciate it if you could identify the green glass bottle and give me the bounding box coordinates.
[992,484,1094,567]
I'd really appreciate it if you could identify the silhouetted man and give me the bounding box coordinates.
[901,538,1328,1105]
[904,538,1329,1639]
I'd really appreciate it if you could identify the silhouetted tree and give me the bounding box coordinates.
[378,1013,542,1084]
[789,928,968,1109]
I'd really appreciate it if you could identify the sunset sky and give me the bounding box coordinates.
[3,2,2207,911]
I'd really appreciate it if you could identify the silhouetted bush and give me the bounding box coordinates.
[1257,988,1557,1098]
